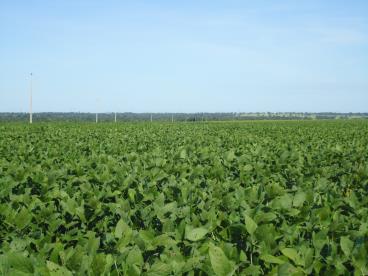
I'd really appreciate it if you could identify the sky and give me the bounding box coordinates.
[0,0,367,113]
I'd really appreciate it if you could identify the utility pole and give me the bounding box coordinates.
[96,98,99,123]
[29,73,33,124]
[150,114,153,122]
[171,114,174,123]
[115,112,117,123]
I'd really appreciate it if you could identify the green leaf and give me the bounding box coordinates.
[185,226,208,241]
[257,212,277,223]
[179,149,187,159]
[209,244,235,276]
[146,261,172,276]
[126,247,144,267]
[293,191,306,207]
[14,208,32,230]
[243,264,262,276]
[46,261,73,276]
[63,198,77,215]
[91,254,107,275]
[161,202,177,214]
[116,220,133,250]
[272,194,293,210]
[278,263,299,276]
[243,164,253,172]
[281,248,300,265]
[115,219,126,239]
[86,232,100,256]
[260,254,285,264]
[225,150,236,162]
[6,253,34,273]
[244,214,257,235]
[152,234,176,248]
[340,236,354,257]
[139,230,155,245]
[239,251,247,262]
[50,242,64,263]
[128,189,136,202]
[127,264,141,276]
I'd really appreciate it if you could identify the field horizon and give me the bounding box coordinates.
[1,111,368,123]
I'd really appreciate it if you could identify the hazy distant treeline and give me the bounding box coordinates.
[0,112,367,122]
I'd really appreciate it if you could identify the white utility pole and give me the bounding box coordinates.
[150,114,153,122]
[115,112,117,123]
[171,114,174,123]
[96,98,100,123]
[29,73,33,124]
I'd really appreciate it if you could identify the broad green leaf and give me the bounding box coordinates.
[63,198,77,215]
[139,230,155,244]
[91,254,107,275]
[66,247,84,272]
[46,261,73,276]
[243,264,262,276]
[257,212,277,223]
[128,189,136,202]
[244,214,257,235]
[126,247,144,267]
[14,208,32,230]
[179,149,187,159]
[293,191,306,207]
[278,262,299,276]
[152,234,176,247]
[281,248,301,265]
[340,236,354,257]
[127,264,141,276]
[185,226,208,241]
[115,219,127,239]
[5,253,34,274]
[146,261,172,276]
[279,194,293,210]
[86,232,100,256]
[260,254,285,264]
[239,251,247,262]
[243,164,253,172]
[50,243,64,263]
[225,150,236,162]
[209,244,235,276]
[161,202,177,214]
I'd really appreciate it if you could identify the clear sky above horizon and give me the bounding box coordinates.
[1,0,367,113]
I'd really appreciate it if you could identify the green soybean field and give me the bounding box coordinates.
[1,120,368,275]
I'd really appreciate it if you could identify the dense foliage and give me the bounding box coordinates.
[0,120,368,275]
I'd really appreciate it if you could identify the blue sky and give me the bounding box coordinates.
[0,0,367,112]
